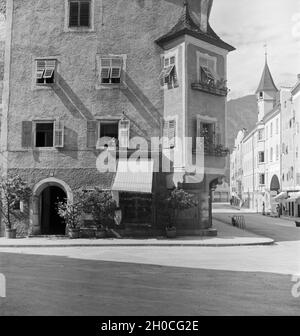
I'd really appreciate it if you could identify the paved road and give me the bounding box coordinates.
[213,204,300,242]
[0,251,299,316]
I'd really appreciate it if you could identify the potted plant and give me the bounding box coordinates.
[165,188,197,238]
[81,188,117,238]
[57,193,83,239]
[0,175,32,239]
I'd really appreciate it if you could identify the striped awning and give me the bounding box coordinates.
[111,159,154,194]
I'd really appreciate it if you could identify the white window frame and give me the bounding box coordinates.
[99,57,122,84]
[96,54,127,89]
[259,173,265,186]
[196,51,218,83]
[64,0,95,32]
[162,116,178,149]
[33,119,65,149]
[34,120,55,149]
[96,118,130,149]
[258,151,265,164]
[160,49,179,90]
[35,59,57,86]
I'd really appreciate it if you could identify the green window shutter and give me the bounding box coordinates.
[22,121,32,148]
[54,120,64,148]
[87,120,97,148]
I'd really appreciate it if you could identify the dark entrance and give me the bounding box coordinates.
[40,186,67,235]
[120,192,152,224]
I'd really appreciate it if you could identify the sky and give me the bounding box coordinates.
[210,0,300,99]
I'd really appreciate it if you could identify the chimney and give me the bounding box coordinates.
[190,0,213,33]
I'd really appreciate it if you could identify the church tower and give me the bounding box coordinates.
[256,55,278,122]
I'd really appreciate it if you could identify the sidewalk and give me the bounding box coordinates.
[0,220,274,248]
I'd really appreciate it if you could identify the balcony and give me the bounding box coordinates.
[191,79,229,97]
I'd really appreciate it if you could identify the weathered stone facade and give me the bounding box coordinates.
[1,0,234,236]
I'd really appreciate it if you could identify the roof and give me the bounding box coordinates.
[256,61,278,93]
[155,2,235,52]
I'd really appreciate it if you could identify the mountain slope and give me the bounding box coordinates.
[226,94,258,152]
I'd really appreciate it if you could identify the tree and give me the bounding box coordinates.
[81,188,117,230]
[165,188,197,229]
[0,175,32,230]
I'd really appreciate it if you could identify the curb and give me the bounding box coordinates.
[0,240,275,248]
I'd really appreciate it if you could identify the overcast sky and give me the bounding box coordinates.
[211,0,300,99]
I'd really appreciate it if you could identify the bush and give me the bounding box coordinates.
[165,188,197,229]
[81,188,117,230]
[56,191,84,230]
[0,175,32,230]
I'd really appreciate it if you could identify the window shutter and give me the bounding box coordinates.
[87,120,97,148]
[118,119,130,148]
[54,120,64,148]
[196,119,202,138]
[69,1,79,27]
[163,120,169,148]
[80,1,90,27]
[22,121,32,148]
[168,120,176,148]
[111,67,121,78]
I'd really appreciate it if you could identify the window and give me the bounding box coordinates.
[69,1,90,27]
[100,57,122,84]
[33,121,64,148]
[258,129,264,141]
[196,119,219,154]
[270,147,273,162]
[36,59,56,84]
[96,118,130,149]
[259,173,265,185]
[276,119,279,134]
[258,151,265,163]
[259,91,263,99]
[159,55,178,88]
[270,123,273,137]
[197,53,217,84]
[266,126,268,139]
[276,144,279,160]
[163,119,176,148]
[35,123,54,147]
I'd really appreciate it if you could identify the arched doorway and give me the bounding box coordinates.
[270,175,280,192]
[270,175,280,216]
[31,178,73,236]
[40,186,66,235]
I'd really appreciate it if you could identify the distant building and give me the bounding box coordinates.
[279,76,300,217]
[231,57,293,215]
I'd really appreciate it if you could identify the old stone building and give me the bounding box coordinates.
[0,0,234,236]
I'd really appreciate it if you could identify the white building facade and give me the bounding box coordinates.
[230,60,300,216]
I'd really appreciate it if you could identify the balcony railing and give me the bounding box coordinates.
[191,80,229,97]
[193,144,230,157]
